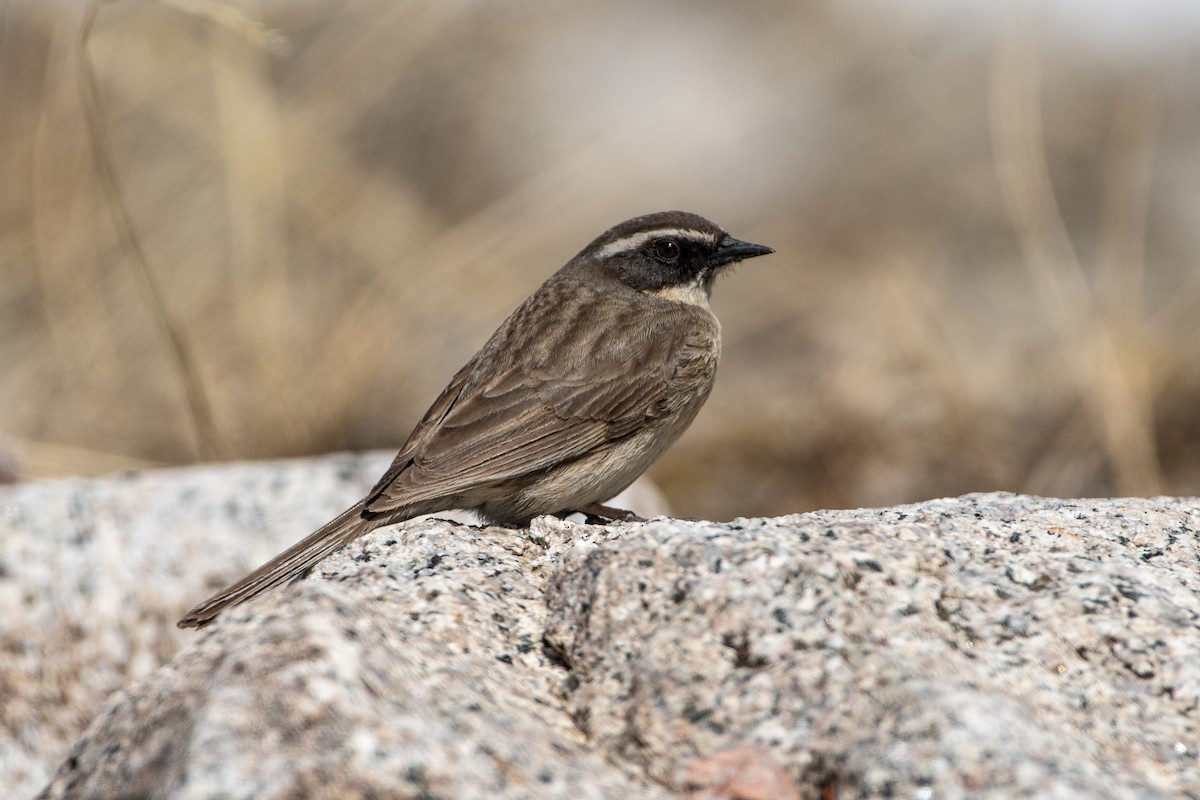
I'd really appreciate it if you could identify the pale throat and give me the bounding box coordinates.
[643,274,712,309]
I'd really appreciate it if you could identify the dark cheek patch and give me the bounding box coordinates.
[622,261,688,292]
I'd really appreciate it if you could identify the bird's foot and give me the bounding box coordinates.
[574,502,646,524]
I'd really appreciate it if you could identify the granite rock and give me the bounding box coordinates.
[1,453,395,797]
[0,453,663,798]
[545,496,1200,798]
[3,458,1198,798]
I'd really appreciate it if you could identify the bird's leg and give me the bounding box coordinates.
[574,502,646,524]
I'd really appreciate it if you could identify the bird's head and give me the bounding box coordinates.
[580,211,774,306]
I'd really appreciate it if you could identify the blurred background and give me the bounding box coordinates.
[2,0,1199,519]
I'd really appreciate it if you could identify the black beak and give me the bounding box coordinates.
[710,235,775,269]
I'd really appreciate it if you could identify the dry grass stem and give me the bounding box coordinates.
[77,0,224,460]
[990,8,1162,496]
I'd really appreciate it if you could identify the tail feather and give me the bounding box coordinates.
[177,502,375,629]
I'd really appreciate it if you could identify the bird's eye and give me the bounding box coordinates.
[654,239,680,260]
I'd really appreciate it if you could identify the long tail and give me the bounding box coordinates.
[177,501,376,628]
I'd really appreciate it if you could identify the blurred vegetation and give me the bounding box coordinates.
[2,0,1199,519]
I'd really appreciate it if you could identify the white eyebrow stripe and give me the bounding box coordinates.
[595,227,718,259]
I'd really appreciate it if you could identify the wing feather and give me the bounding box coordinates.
[363,296,716,515]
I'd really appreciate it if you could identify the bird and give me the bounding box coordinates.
[178,211,773,628]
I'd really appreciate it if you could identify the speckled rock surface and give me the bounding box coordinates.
[545,496,1200,799]
[37,518,673,799]
[1,452,395,797]
[0,453,664,799]
[5,460,1199,798]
